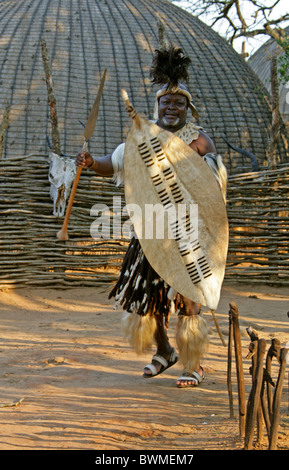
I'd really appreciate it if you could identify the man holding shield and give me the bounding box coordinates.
[76,46,228,388]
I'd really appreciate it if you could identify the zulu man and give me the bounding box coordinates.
[76,46,228,387]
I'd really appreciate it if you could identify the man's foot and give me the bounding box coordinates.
[143,348,178,378]
[176,367,204,388]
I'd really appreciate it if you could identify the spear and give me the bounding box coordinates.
[57,69,107,241]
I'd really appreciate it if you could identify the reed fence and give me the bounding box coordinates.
[226,165,289,284]
[0,154,288,288]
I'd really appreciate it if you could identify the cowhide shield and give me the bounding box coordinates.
[123,113,228,310]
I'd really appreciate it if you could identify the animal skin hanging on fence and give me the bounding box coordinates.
[48,152,76,217]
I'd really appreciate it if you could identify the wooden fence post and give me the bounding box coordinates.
[269,348,288,450]
[266,338,281,421]
[227,312,234,418]
[244,338,266,449]
[229,302,246,437]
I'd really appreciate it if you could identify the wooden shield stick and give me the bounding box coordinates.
[56,69,107,241]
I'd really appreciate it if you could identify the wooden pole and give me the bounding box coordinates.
[229,302,246,437]
[246,328,265,444]
[211,309,226,347]
[268,52,280,171]
[266,338,281,422]
[227,312,234,418]
[0,105,10,158]
[41,38,61,156]
[269,348,288,450]
[257,383,264,444]
[261,370,272,437]
[245,339,258,439]
[244,338,266,450]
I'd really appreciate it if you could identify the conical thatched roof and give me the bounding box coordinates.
[248,27,289,123]
[1,0,288,173]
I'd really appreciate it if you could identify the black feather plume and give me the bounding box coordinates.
[150,46,191,89]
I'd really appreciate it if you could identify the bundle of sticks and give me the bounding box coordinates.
[227,301,288,450]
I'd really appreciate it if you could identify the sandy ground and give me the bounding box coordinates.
[0,281,288,453]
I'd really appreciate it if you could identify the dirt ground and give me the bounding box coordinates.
[0,281,288,453]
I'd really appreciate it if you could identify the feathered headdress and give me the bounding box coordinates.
[150,46,191,89]
[150,45,199,118]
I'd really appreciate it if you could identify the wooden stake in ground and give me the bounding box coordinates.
[245,336,258,439]
[244,338,266,450]
[227,311,234,419]
[266,338,281,421]
[229,301,246,437]
[269,347,288,450]
[246,327,265,444]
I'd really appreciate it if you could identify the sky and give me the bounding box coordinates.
[172,0,289,58]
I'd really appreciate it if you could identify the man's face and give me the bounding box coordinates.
[157,93,188,131]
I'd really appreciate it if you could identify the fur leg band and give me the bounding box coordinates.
[176,314,209,373]
[121,311,157,355]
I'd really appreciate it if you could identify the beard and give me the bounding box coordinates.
[161,115,181,128]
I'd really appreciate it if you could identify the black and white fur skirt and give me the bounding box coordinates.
[109,236,179,324]
[109,236,209,366]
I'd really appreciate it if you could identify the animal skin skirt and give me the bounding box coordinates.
[109,236,180,323]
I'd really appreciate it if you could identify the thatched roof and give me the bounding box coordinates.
[1,0,288,173]
[248,26,289,122]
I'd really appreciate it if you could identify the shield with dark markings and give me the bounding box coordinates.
[123,103,228,310]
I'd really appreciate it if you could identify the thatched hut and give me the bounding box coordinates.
[1,0,288,173]
[248,26,289,125]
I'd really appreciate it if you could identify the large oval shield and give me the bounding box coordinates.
[123,113,228,310]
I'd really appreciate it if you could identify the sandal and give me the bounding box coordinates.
[143,348,178,378]
[176,368,204,388]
